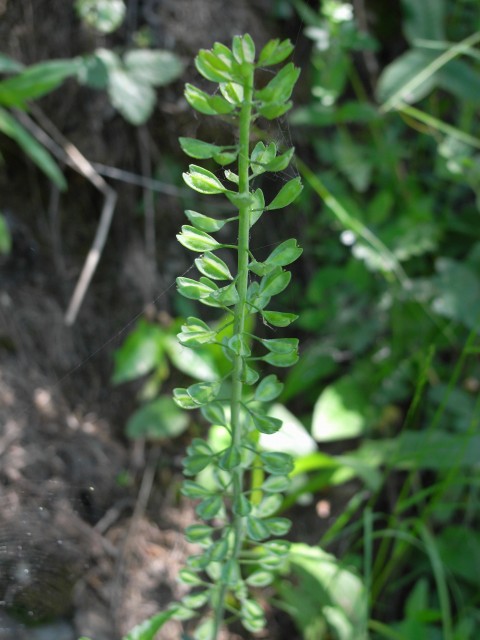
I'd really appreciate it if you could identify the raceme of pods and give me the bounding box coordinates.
[172,34,302,639]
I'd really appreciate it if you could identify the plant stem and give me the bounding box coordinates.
[211,69,254,639]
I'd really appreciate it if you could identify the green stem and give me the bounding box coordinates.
[211,68,254,640]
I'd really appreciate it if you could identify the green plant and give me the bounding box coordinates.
[168,34,303,638]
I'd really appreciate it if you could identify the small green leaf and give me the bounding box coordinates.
[248,260,275,277]
[196,252,233,280]
[196,495,223,520]
[182,481,214,499]
[260,451,294,475]
[261,310,298,327]
[262,474,290,493]
[258,101,292,120]
[207,282,239,307]
[262,337,298,354]
[176,276,216,300]
[177,225,221,252]
[241,363,260,385]
[188,438,214,456]
[224,169,239,184]
[179,569,204,585]
[250,410,283,435]
[187,380,221,405]
[246,516,270,541]
[185,524,214,543]
[251,141,277,175]
[233,493,252,516]
[232,34,255,64]
[220,81,244,104]
[254,494,283,518]
[219,446,241,470]
[259,267,291,297]
[265,238,303,267]
[201,402,227,426]
[183,453,213,475]
[241,599,266,630]
[228,333,251,356]
[264,517,291,536]
[255,63,300,104]
[184,210,228,233]
[185,83,219,115]
[210,537,230,561]
[196,49,238,83]
[267,177,303,210]
[126,396,189,440]
[262,350,299,367]
[179,137,225,159]
[178,317,216,347]
[258,38,294,67]
[265,147,295,172]
[255,375,284,402]
[246,570,274,587]
[182,591,209,609]
[183,165,227,195]
[173,387,200,410]
[250,188,265,225]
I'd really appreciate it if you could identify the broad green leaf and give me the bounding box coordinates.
[255,374,284,402]
[250,409,283,434]
[176,276,216,300]
[266,238,303,266]
[77,52,110,89]
[260,451,294,475]
[312,376,369,442]
[183,165,227,194]
[262,350,299,367]
[261,310,299,327]
[0,58,82,106]
[187,380,221,405]
[184,210,228,232]
[196,495,223,520]
[122,607,178,640]
[0,214,11,255]
[259,267,291,297]
[246,516,270,541]
[177,225,220,252]
[112,319,165,384]
[179,137,225,159]
[232,34,255,64]
[255,63,300,104]
[0,108,67,190]
[267,177,303,210]
[195,252,233,280]
[126,396,189,440]
[437,59,480,104]
[124,49,183,86]
[258,38,294,67]
[262,338,298,354]
[401,0,445,44]
[76,0,126,33]
[108,67,156,124]
[376,49,438,105]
